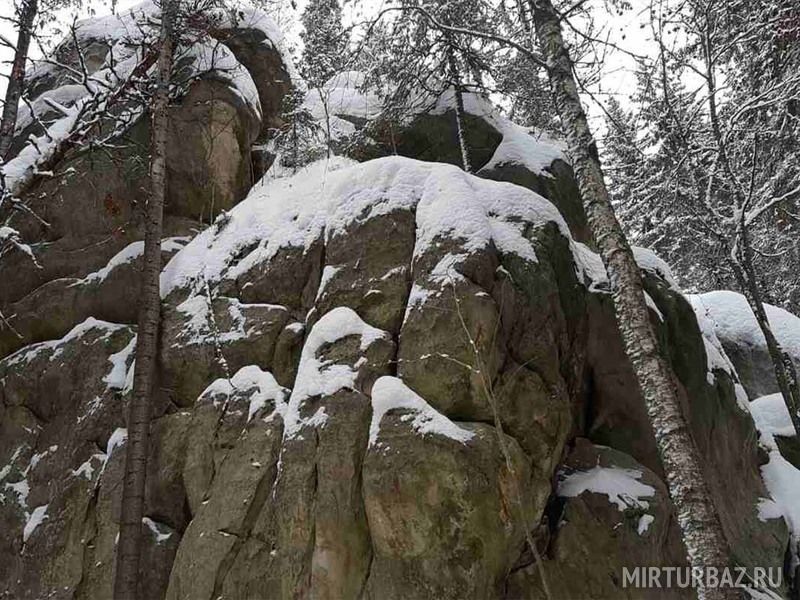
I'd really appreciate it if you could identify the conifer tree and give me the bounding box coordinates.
[299,0,348,87]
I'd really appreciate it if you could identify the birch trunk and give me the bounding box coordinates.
[0,0,38,160]
[113,2,174,598]
[528,0,736,596]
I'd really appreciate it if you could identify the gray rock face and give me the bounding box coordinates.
[3,152,790,599]
[0,3,293,347]
[0,12,794,597]
[690,290,800,399]
[507,439,691,600]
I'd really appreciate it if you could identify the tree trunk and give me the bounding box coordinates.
[113,2,175,598]
[0,0,38,160]
[446,44,471,172]
[528,0,736,597]
[698,8,800,436]
[732,230,800,435]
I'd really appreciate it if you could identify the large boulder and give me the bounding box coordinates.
[583,259,789,577]
[363,378,536,599]
[0,1,293,359]
[301,75,591,244]
[0,237,187,358]
[0,319,136,598]
[507,440,690,600]
[2,117,797,600]
[690,290,800,399]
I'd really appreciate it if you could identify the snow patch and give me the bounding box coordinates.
[751,394,796,439]
[558,465,656,511]
[200,365,288,422]
[693,291,800,363]
[369,376,474,446]
[316,264,342,300]
[23,504,48,543]
[571,243,680,295]
[748,393,800,569]
[80,237,189,285]
[284,307,389,438]
[142,517,173,544]
[104,336,137,391]
[2,318,128,368]
[303,71,383,122]
[72,454,107,480]
[689,294,743,390]
[106,428,128,456]
[637,514,655,535]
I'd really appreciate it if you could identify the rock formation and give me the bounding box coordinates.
[1,4,798,600]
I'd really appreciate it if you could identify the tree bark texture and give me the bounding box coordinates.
[528,0,737,597]
[113,2,175,598]
[0,0,38,160]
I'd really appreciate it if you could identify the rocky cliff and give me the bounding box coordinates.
[1,4,799,600]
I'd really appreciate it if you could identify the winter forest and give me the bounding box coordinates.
[0,0,799,598]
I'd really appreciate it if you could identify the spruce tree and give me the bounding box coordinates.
[299,0,348,87]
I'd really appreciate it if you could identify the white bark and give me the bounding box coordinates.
[528,0,736,597]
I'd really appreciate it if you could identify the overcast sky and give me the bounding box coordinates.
[0,0,656,131]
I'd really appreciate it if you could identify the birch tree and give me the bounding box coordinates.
[354,0,738,593]
[528,1,736,595]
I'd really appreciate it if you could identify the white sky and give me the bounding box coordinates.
[0,0,657,132]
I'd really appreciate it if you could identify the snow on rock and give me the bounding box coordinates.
[5,0,287,194]
[1,104,83,193]
[103,335,137,391]
[557,464,656,511]
[316,264,343,300]
[72,1,158,44]
[2,317,128,368]
[434,90,566,176]
[368,376,474,447]
[303,71,383,123]
[78,237,189,285]
[284,307,389,439]
[210,4,299,84]
[644,292,664,321]
[161,156,572,299]
[23,504,49,543]
[637,514,655,535]
[692,290,800,362]
[71,454,108,481]
[173,294,287,346]
[14,85,88,134]
[750,393,800,567]
[298,74,566,177]
[106,428,128,456]
[200,365,288,422]
[751,394,797,439]
[186,40,261,118]
[570,242,607,292]
[1,446,62,520]
[688,294,751,407]
[142,517,173,544]
[631,247,680,290]
[690,295,739,376]
[571,241,681,295]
